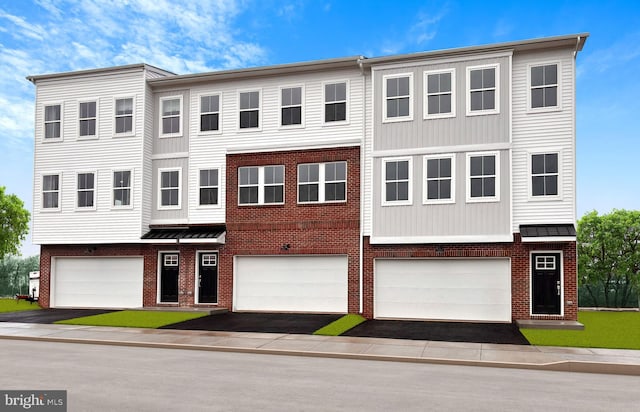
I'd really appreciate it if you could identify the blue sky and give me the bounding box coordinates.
[1,0,639,256]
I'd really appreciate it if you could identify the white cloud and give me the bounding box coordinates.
[375,6,448,57]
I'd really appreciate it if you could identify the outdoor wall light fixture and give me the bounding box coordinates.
[281,244,291,251]
[435,245,444,253]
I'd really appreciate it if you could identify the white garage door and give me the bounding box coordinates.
[375,259,511,322]
[52,257,144,308]
[234,255,348,313]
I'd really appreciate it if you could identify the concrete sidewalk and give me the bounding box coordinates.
[0,322,638,376]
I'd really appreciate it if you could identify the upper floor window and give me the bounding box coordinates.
[425,69,455,119]
[200,94,220,132]
[531,153,558,197]
[238,165,284,205]
[199,168,219,206]
[44,104,61,139]
[160,96,182,137]
[467,64,499,115]
[239,91,260,129]
[113,170,131,207]
[77,172,95,209]
[79,101,97,137]
[42,174,60,209]
[281,86,302,126]
[383,74,412,121]
[423,155,454,204]
[298,161,347,203]
[115,98,133,135]
[324,81,347,123]
[159,168,181,209]
[382,158,412,205]
[531,64,558,109]
[467,152,499,202]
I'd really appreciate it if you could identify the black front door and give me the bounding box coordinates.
[198,252,218,304]
[160,253,179,303]
[532,253,561,314]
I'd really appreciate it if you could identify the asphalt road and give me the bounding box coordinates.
[1,340,638,411]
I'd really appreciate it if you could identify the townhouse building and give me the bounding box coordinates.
[28,33,587,322]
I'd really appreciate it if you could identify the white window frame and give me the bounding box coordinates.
[297,161,347,204]
[424,69,456,119]
[198,93,222,135]
[75,171,97,210]
[43,102,63,142]
[78,100,98,139]
[527,61,562,113]
[423,154,455,204]
[41,172,61,212]
[322,80,349,125]
[383,73,413,122]
[279,85,305,129]
[528,151,561,200]
[381,157,413,206]
[198,168,220,208]
[158,167,182,210]
[466,151,500,203]
[111,169,133,209]
[466,63,500,116]
[114,96,135,137]
[164,254,179,266]
[238,165,285,206]
[201,253,217,266]
[535,255,556,270]
[238,89,262,131]
[159,95,183,138]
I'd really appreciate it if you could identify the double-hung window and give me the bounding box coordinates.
[77,172,95,209]
[159,168,181,208]
[238,165,284,205]
[531,153,559,197]
[239,91,260,129]
[79,101,97,137]
[199,169,219,206]
[160,96,182,136]
[42,174,60,209]
[424,155,454,204]
[467,64,499,115]
[383,74,412,121]
[324,81,347,123]
[281,86,303,126]
[298,161,347,203]
[113,170,131,207]
[200,94,220,132]
[425,69,455,118]
[467,153,499,202]
[115,98,133,135]
[382,158,412,205]
[530,64,558,109]
[44,104,61,140]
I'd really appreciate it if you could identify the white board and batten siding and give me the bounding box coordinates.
[33,69,150,245]
[375,258,512,322]
[512,48,576,230]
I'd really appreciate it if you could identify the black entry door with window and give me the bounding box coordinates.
[160,253,179,303]
[198,252,218,303]
[532,253,561,314]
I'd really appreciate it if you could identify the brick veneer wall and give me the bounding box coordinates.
[362,234,577,321]
[224,146,361,312]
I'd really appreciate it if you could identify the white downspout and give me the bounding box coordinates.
[357,57,366,314]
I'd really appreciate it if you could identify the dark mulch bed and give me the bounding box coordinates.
[0,309,117,324]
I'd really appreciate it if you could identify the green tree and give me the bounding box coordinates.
[578,210,640,307]
[0,255,39,297]
[0,186,30,260]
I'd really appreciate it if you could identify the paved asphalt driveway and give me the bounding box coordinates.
[0,308,115,323]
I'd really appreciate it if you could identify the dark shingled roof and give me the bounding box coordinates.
[141,226,225,240]
[520,224,576,238]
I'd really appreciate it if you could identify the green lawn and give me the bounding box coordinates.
[0,298,41,313]
[313,314,366,336]
[55,310,208,328]
[521,311,640,350]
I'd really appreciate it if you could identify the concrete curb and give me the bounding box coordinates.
[2,334,639,377]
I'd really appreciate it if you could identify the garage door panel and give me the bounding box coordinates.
[53,257,143,309]
[375,259,511,322]
[235,255,348,313]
